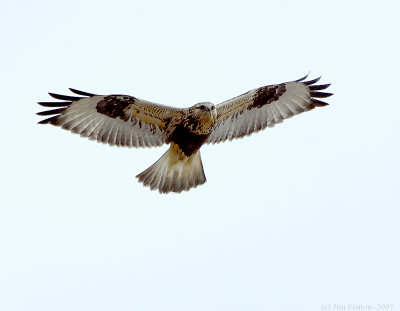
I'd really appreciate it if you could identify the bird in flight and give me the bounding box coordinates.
[37,74,332,193]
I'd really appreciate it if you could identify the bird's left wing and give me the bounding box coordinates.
[207,75,333,144]
[38,89,184,147]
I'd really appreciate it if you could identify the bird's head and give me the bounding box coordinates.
[190,102,217,123]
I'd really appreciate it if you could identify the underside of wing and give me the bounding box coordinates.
[37,89,183,147]
[207,75,333,144]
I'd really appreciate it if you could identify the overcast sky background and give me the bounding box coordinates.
[1,0,399,310]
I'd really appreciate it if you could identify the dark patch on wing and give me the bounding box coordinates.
[168,124,210,157]
[247,84,286,110]
[96,96,135,122]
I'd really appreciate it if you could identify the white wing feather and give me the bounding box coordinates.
[38,91,183,148]
[207,77,332,144]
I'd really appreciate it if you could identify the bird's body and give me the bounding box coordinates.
[137,102,217,192]
[38,75,332,193]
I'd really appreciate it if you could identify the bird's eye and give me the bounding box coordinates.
[199,105,205,110]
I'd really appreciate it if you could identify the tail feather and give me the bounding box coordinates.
[136,144,206,193]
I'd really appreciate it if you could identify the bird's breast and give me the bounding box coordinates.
[168,124,210,157]
[185,112,215,134]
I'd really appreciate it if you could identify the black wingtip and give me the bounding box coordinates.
[37,101,72,107]
[309,83,331,91]
[69,88,97,97]
[37,115,59,125]
[48,92,82,101]
[311,98,330,107]
[304,76,322,85]
[310,91,333,98]
[300,75,333,104]
[295,73,310,82]
[38,89,92,125]
[37,108,67,116]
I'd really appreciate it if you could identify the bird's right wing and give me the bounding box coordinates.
[207,75,332,144]
[37,89,184,147]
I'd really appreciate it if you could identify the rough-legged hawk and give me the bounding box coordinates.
[37,75,332,193]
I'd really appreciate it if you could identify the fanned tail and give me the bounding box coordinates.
[136,143,206,193]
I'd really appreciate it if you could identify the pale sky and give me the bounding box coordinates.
[1,0,399,310]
